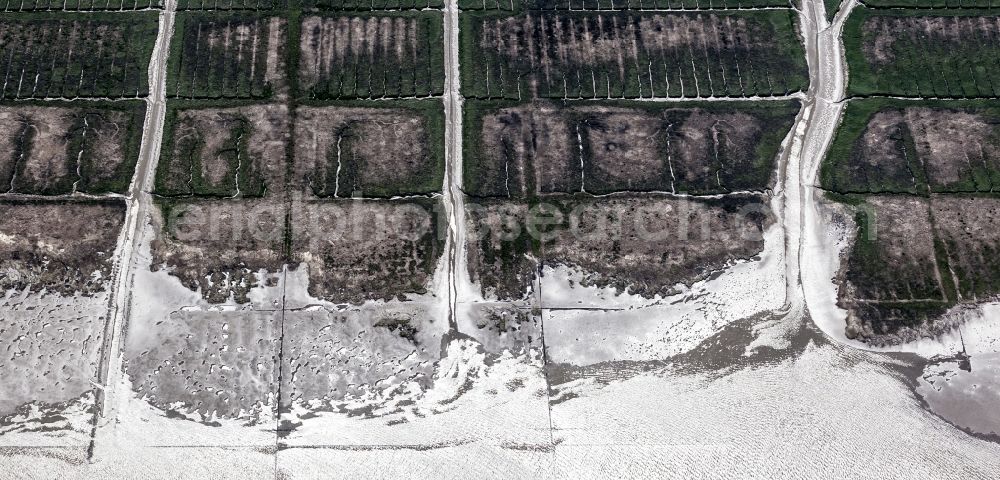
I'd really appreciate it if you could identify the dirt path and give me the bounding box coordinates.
[89,0,177,457]
[442,0,469,328]
[791,0,858,338]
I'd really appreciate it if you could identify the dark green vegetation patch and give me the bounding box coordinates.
[298,12,445,100]
[845,9,1000,97]
[0,12,158,99]
[464,99,799,198]
[822,99,1000,194]
[0,101,146,195]
[460,10,808,99]
[293,99,445,198]
[457,0,791,10]
[1,0,162,10]
[168,12,288,99]
[824,0,840,22]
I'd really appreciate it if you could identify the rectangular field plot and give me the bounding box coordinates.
[300,0,444,9]
[0,0,163,10]
[0,198,125,295]
[460,11,807,99]
[0,102,145,195]
[930,196,1000,302]
[292,100,444,198]
[0,13,158,99]
[465,199,539,301]
[822,99,1000,194]
[541,194,770,299]
[176,0,286,9]
[834,194,960,342]
[289,198,444,304]
[837,196,951,341]
[152,197,288,303]
[155,102,290,198]
[845,10,1000,97]
[168,12,287,99]
[456,0,790,10]
[464,195,771,300]
[298,13,445,99]
[463,99,799,197]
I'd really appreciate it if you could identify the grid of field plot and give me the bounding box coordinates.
[151,2,448,323]
[0,5,154,449]
[0,0,163,11]
[823,0,1000,339]
[460,2,803,307]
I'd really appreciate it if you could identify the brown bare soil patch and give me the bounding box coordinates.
[78,110,134,190]
[0,106,74,194]
[577,107,664,192]
[0,199,125,295]
[669,109,764,193]
[834,105,1000,193]
[151,197,287,303]
[904,107,999,191]
[158,104,289,197]
[290,199,443,304]
[474,102,578,197]
[844,196,945,303]
[265,17,288,99]
[836,195,958,343]
[850,109,917,192]
[294,105,438,197]
[930,196,1000,301]
[0,103,143,195]
[543,195,771,298]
